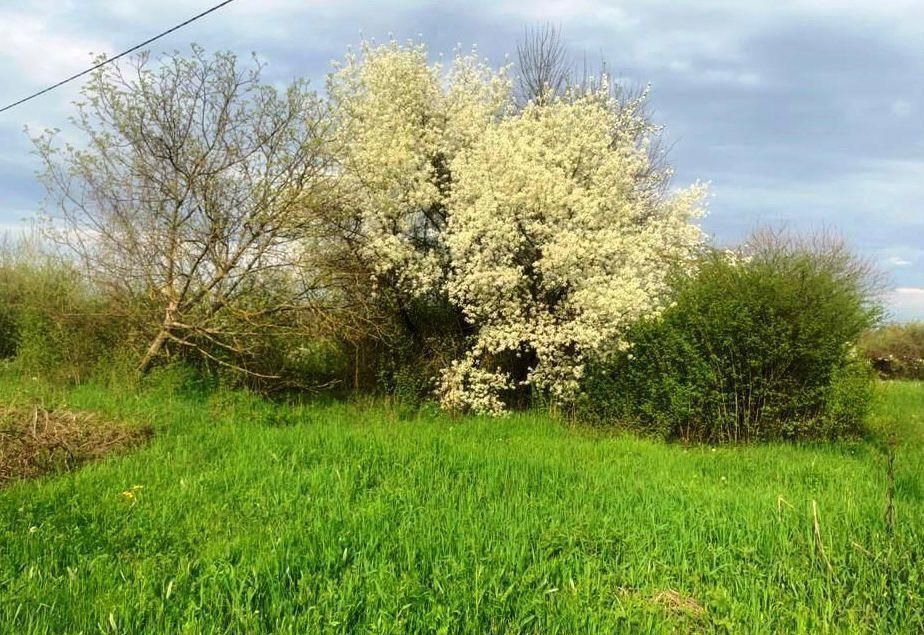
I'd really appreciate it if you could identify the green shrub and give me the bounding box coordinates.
[859,322,924,380]
[579,232,881,442]
[0,237,357,393]
[371,293,468,405]
[0,270,24,359]
[139,360,217,397]
[0,235,136,383]
[12,265,132,383]
[229,332,353,395]
[374,337,443,406]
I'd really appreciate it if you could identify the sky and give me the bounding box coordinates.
[0,0,922,320]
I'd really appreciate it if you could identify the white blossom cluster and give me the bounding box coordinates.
[327,41,511,297]
[328,41,705,414]
[444,97,705,412]
[437,353,513,415]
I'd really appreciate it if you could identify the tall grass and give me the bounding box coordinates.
[0,375,921,632]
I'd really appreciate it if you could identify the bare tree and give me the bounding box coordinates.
[517,24,673,200]
[34,46,333,375]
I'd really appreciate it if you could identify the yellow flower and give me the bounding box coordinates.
[121,486,142,502]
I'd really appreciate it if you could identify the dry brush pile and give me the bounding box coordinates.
[0,405,151,486]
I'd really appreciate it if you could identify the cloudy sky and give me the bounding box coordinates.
[0,0,922,319]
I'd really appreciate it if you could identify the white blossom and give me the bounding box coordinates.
[442,93,705,411]
[327,40,511,297]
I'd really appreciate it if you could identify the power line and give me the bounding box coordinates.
[0,0,239,114]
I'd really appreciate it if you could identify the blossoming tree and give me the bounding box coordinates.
[325,40,705,413]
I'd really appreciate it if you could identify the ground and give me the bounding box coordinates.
[0,374,921,633]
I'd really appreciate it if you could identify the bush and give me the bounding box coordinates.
[858,322,924,380]
[370,293,469,405]
[579,232,882,442]
[228,331,353,395]
[0,236,136,384]
[11,266,132,384]
[0,236,356,393]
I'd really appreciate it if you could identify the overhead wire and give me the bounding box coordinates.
[0,0,239,114]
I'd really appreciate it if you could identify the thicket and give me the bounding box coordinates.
[859,322,924,380]
[0,238,134,383]
[579,233,882,442]
[0,29,886,442]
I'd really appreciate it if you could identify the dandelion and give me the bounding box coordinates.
[121,485,143,502]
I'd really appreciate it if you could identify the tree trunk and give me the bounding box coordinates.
[137,300,178,374]
[137,328,169,374]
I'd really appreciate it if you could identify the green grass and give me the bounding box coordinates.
[0,376,922,633]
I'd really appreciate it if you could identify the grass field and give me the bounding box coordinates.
[0,375,922,633]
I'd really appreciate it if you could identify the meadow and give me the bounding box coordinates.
[0,374,921,633]
[0,16,918,635]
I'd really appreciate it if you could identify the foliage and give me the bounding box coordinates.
[859,322,924,380]
[235,331,352,394]
[0,375,921,632]
[580,233,882,442]
[12,38,889,429]
[0,237,134,383]
[11,268,130,384]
